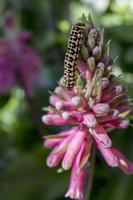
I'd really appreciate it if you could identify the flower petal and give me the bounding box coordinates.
[42,114,69,125]
[113,148,133,174]
[96,140,118,167]
[44,138,62,148]
[62,130,86,170]
[46,135,74,167]
[65,161,89,200]
[90,125,112,148]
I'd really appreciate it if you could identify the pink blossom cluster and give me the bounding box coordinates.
[42,17,133,200]
[0,11,42,93]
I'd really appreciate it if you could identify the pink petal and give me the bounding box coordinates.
[77,61,92,80]
[75,138,92,172]
[42,114,69,125]
[83,114,97,128]
[49,95,62,107]
[113,148,133,174]
[106,119,129,129]
[93,103,110,114]
[47,151,64,168]
[90,125,112,148]
[96,140,118,167]
[55,85,75,101]
[65,167,86,200]
[46,135,74,167]
[65,157,89,200]
[62,130,86,170]
[44,128,78,148]
[44,138,62,148]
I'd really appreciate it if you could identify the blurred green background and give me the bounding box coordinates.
[0,0,133,200]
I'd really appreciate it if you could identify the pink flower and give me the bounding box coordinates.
[42,16,133,199]
[0,11,42,94]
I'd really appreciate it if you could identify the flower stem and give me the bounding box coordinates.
[18,71,44,137]
[84,145,96,200]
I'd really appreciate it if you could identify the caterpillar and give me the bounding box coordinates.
[64,22,85,89]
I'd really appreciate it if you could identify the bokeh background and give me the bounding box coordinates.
[0,0,133,200]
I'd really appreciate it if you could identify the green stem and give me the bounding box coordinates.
[84,145,96,200]
[18,71,44,137]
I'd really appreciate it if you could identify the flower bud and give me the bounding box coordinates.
[100,77,109,89]
[62,112,70,120]
[92,46,101,60]
[119,119,129,128]
[81,44,89,60]
[87,33,95,50]
[87,57,95,72]
[101,54,109,65]
[115,85,123,95]
[107,65,113,72]
[97,62,105,69]
[93,103,110,114]
[55,101,63,110]
[71,96,81,106]
[89,28,98,39]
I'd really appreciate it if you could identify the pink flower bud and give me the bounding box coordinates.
[55,101,63,110]
[62,112,70,120]
[71,96,81,106]
[119,119,129,128]
[89,28,98,39]
[115,85,123,95]
[47,135,74,167]
[50,96,62,107]
[93,103,110,114]
[97,62,105,69]
[107,65,112,72]
[100,77,109,89]
[42,114,68,125]
[44,138,62,148]
[112,109,119,118]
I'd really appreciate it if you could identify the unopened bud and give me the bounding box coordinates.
[71,96,81,106]
[100,77,109,89]
[115,85,123,95]
[92,46,101,60]
[97,62,105,69]
[112,109,119,118]
[87,57,95,72]
[107,65,113,72]
[81,44,89,60]
[55,102,63,110]
[62,112,70,120]
[76,74,84,88]
[89,28,98,39]
[119,119,129,128]
[88,33,95,50]
[93,103,110,114]
[101,54,109,65]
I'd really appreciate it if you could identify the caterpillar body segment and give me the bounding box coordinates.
[64,22,85,89]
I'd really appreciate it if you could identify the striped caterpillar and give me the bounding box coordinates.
[64,22,85,89]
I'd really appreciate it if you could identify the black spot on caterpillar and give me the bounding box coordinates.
[64,22,85,89]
